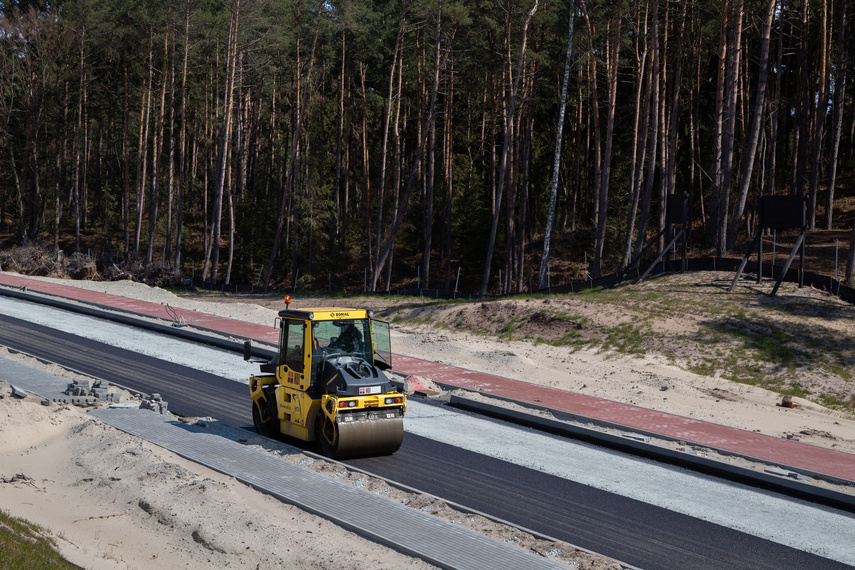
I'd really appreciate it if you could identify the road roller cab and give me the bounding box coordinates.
[248,307,406,459]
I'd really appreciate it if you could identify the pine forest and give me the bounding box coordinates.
[1,0,854,294]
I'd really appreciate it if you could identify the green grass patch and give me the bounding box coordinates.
[603,322,646,354]
[499,315,526,339]
[0,509,77,569]
[541,308,587,325]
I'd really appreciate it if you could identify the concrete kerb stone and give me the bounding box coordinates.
[447,393,855,513]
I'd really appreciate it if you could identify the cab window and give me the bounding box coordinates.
[283,320,305,372]
[312,319,371,361]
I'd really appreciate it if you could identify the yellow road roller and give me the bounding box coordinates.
[246,306,406,459]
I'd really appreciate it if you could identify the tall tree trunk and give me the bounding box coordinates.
[205,0,241,284]
[164,20,177,263]
[375,6,407,278]
[717,0,743,255]
[503,103,516,294]
[726,0,776,249]
[517,65,535,292]
[499,20,511,293]
[655,6,669,254]
[81,69,89,236]
[443,50,454,290]
[359,57,373,277]
[765,10,783,199]
[202,56,213,261]
[479,1,539,295]
[175,1,190,267]
[708,0,729,250]
[371,1,456,291]
[593,4,621,279]
[263,4,321,288]
[619,1,650,271]
[489,70,498,221]
[570,61,584,232]
[122,70,130,259]
[385,53,405,291]
[663,1,688,210]
[538,0,575,289]
[793,0,810,200]
[148,21,170,263]
[808,0,828,229]
[73,23,86,253]
[225,154,235,284]
[691,17,702,237]
[422,50,437,291]
[334,35,346,257]
[633,0,660,266]
[56,81,70,253]
[825,0,847,229]
[135,34,154,258]
[580,1,602,247]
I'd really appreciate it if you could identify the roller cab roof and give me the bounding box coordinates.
[277,307,371,321]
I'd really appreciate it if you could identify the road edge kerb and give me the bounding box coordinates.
[447,393,855,512]
[449,389,855,487]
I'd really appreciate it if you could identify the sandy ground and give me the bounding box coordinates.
[0,381,442,570]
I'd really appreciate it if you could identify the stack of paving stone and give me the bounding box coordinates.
[63,379,122,404]
[140,393,168,415]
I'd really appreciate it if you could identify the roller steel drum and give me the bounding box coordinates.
[319,415,404,459]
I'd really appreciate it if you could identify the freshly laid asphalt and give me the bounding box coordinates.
[1,271,853,488]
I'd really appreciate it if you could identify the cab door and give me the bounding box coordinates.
[370,319,392,369]
[277,319,308,389]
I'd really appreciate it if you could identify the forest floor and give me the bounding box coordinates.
[2,270,855,569]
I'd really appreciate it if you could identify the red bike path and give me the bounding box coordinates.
[2,272,854,484]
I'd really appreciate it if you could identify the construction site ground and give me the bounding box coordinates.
[2,270,855,569]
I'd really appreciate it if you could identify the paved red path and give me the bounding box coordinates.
[2,272,854,484]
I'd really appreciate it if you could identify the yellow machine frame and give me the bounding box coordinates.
[249,307,406,453]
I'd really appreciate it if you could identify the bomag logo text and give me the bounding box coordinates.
[333,312,350,318]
